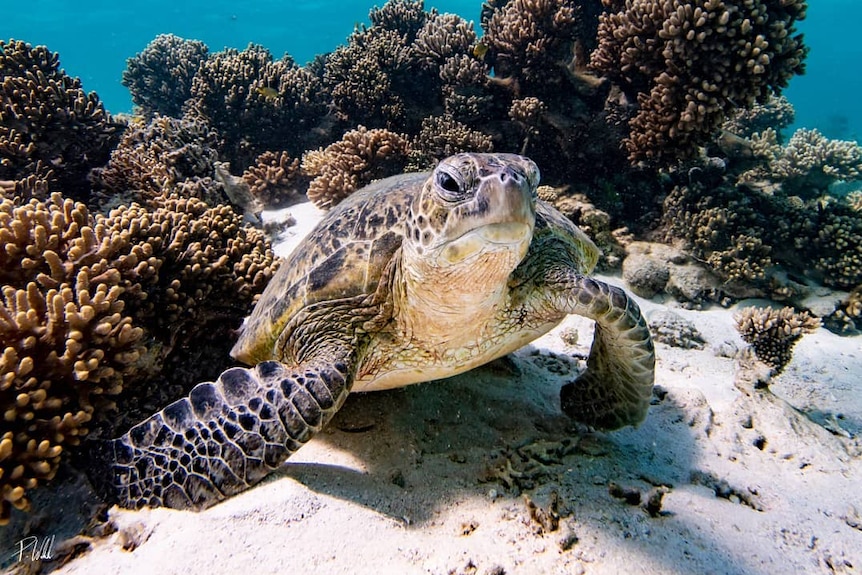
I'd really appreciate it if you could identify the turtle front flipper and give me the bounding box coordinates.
[547,271,655,430]
[96,354,354,510]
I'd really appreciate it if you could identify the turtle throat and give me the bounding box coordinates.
[395,229,530,346]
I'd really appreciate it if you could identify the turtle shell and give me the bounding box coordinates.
[231,172,426,364]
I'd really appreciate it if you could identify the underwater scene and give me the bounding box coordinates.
[2,1,861,573]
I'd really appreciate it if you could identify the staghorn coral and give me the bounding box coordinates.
[408,115,494,171]
[590,0,808,165]
[735,306,819,373]
[0,191,278,523]
[90,114,221,209]
[302,126,411,209]
[122,34,209,118]
[241,150,306,207]
[188,44,329,169]
[0,39,123,201]
[745,128,862,196]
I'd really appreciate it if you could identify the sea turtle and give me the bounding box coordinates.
[96,153,655,510]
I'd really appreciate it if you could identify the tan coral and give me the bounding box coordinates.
[0,191,279,523]
[409,115,493,170]
[590,0,807,164]
[735,306,819,373]
[241,151,306,207]
[302,127,411,209]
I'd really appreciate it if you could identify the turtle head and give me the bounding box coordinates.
[405,153,539,269]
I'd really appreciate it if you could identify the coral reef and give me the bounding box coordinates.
[0,39,123,201]
[591,0,807,164]
[302,126,411,209]
[187,44,329,169]
[241,151,306,207]
[0,194,145,523]
[482,0,581,87]
[735,306,819,373]
[0,191,278,523]
[122,34,209,118]
[743,128,862,196]
[721,94,795,140]
[408,115,494,170]
[90,114,221,209]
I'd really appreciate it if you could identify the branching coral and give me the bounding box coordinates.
[408,115,494,170]
[302,126,411,209]
[0,39,123,201]
[413,12,477,66]
[0,191,278,523]
[90,114,221,209]
[722,94,795,140]
[0,194,145,523]
[369,0,430,41]
[591,0,808,164]
[323,27,415,129]
[745,128,862,196]
[482,0,580,86]
[241,150,306,207]
[188,44,328,169]
[735,306,819,373]
[661,181,775,286]
[122,34,209,118]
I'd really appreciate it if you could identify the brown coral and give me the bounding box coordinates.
[302,126,411,209]
[0,191,278,523]
[241,150,306,207]
[0,194,145,524]
[590,0,808,164]
[409,115,494,170]
[482,0,580,85]
[745,128,862,196]
[735,306,819,373]
[413,12,477,66]
[188,44,328,168]
[0,39,123,201]
[122,34,209,118]
[90,114,221,209]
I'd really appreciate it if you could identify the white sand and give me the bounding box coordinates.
[16,202,862,575]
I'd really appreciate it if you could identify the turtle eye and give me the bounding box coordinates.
[436,169,464,201]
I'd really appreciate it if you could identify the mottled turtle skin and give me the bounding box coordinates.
[97,153,655,510]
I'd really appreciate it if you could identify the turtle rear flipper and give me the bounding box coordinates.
[549,272,655,430]
[101,354,354,510]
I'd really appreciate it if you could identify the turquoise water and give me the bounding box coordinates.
[4,1,860,142]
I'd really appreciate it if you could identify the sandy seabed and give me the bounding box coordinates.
[3,202,861,575]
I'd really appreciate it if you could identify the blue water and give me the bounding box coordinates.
[4,1,860,142]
